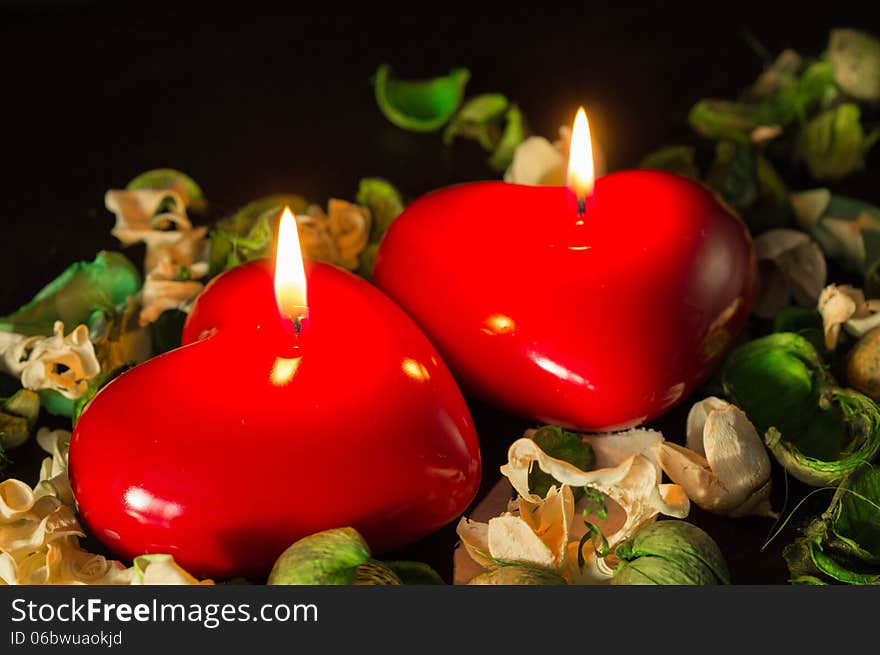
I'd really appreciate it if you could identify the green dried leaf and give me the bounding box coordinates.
[268,527,371,586]
[487,104,527,172]
[0,251,141,336]
[797,103,875,181]
[639,145,701,180]
[352,559,402,585]
[829,29,880,102]
[209,194,308,275]
[127,168,207,213]
[706,141,757,211]
[356,177,405,243]
[688,100,770,143]
[373,64,470,133]
[528,425,595,498]
[443,93,509,150]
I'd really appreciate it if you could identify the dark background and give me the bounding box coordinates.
[1,1,878,584]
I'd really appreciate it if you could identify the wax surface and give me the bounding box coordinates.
[69,261,481,578]
[374,171,758,431]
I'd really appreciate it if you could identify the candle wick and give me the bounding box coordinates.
[577,196,586,216]
[292,317,302,336]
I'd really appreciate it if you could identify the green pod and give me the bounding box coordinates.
[356,177,405,243]
[613,521,729,586]
[373,65,470,133]
[268,527,371,585]
[353,560,402,586]
[721,332,832,438]
[468,566,567,585]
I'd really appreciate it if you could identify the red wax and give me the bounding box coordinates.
[374,171,758,431]
[69,260,481,578]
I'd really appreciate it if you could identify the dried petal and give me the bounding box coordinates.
[658,397,773,517]
[818,284,880,349]
[753,229,827,318]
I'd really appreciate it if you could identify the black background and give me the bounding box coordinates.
[1,0,878,584]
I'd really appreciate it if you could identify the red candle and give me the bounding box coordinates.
[69,209,481,578]
[374,109,758,431]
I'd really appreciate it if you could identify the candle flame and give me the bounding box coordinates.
[567,107,595,200]
[274,206,308,321]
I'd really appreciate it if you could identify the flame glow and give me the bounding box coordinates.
[274,206,308,320]
[567,107,595,200]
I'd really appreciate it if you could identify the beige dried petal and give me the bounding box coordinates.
[658,399,773,517]
[791,189,832,228]
[0,502,84,557]
[106,189,191,245]
[486,515,558,571]
[515,485,574,570]
[750,125,783,144]
[325,199,371,270]
[139,279,204,326]
[686,396,730,455]
[144,226,210,278]
[132,554,213,585]
[504,136,566,186]
[819,284,878,349]
[0,479,41,522]
[8,322,101,399]
[753,229,827,318]
[501,437,689,548]
[45,538,136,585]
[34,428,74,506]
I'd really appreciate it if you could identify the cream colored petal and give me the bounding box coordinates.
[143,226,210,276]
[516,485,574,570]
[131,554,213,585]
[0,479,40,522]
[0,503,84,557]
[106,189,191,245]
[791,188,832,228]
[18,322,100,399]
[325,199,371,270]
[504,136,566,186]
[501,438,689,549]
[34,428,74,506]
[139,279,204,326]
[0,331,28,376]
[703,406,771,504]
[657,403,773,518]
[686,396,730,455]
[455,517,495,571]
[46,539,135,585]
[819,284,873,349]
[581,428,666,474]
[487,515,557,570]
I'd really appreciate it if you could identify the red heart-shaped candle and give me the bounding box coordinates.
[69,259,481,578]
[373,171,758,431]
